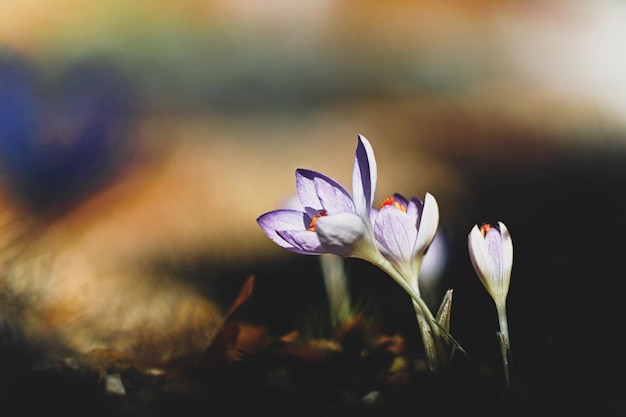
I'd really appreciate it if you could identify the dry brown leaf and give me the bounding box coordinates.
[225,275,255,319]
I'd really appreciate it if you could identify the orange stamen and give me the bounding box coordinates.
[480,223,491,237]
[381,196,394,207]
[381,196,407,213]
[308,210,327,231]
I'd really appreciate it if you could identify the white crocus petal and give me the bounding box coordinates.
[414,192,440,256]
[316,213,366,256]
[468,225,495,287]
[495,221,513,297]
[419,229,447,289]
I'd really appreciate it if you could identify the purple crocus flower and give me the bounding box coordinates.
[257,133,441,290]
[257,134,379,258]
[372,192,440,292]
[257,133,448,370]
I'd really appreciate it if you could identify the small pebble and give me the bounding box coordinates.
[361,390,383,407]
[104,373,126,396]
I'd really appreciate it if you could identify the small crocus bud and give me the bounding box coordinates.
[468,221,514,394]
[467,221,513,308]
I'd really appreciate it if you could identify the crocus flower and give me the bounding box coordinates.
[257,133,449,371]
[372,192,439,292]
[468,221,514,393]
[257,133,441,288]
[257,134,380,259]
[467,221,513,307]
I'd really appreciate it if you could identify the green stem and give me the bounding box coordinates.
[320,254,351,326]
[496,302,511,396]
[371,255,446,371]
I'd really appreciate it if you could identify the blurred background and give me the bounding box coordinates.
[2,0,626,415]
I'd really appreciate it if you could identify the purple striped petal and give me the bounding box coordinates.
[314,177,356,214]
[352,134,377,218]
[374,205,417,267]
[296,169,351,216]
[278,229,325,254]
[257,209,309,245]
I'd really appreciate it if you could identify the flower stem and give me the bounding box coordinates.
[371,255,447,371]
[320,254,351,327]
[496,302,512,396]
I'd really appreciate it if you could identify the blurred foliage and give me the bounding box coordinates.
[0,51,137,215]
